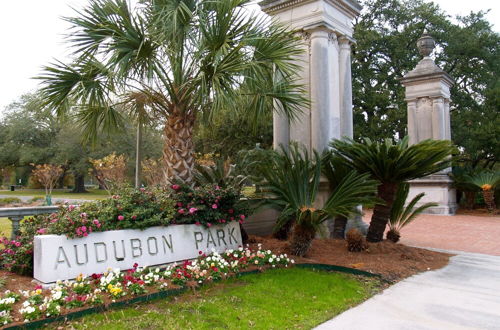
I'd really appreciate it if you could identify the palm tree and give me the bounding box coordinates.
[260,144,378,256]
[387,183,437,243]
[330,137,454,242]
[322,151,365,239]
[37,0,306,185]
[466,171,500,212]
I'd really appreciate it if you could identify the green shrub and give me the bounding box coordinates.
[47,187,176,238]
[0,216,52,275]
[0,197,23,206]
[171,184,247,227]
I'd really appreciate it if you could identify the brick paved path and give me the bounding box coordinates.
[364,212,500,256]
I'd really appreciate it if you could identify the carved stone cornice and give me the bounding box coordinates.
[259,0,362,19]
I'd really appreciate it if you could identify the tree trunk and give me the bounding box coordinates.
[464,191,476,209]
[72,174,88,193]
[272,217,294,240]
[57,167,67,189]
[162,113,196,186]
[483,190,496,212]
[135,121,143,188]
[367,182,397,242]
[289,224,316,257]
[330,216,348,239]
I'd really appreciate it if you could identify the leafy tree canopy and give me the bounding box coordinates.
[352,0,499,167]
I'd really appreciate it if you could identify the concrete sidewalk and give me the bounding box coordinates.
[316,252,500,330]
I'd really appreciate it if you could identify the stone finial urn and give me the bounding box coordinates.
[417,32,435,57]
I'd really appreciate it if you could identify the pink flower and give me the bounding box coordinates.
[81,226,87,232]
[37,228,47,235]
[240,214,246,220]
[177,202,183,207]
[239,220,244,224]
[207,223,212,227]
[189,207,198,214]
[80,212,87,218]
[117,215,125,221]
[195,222,201,226]
[178,209,185,214]
[83,232,88,237]
[14,241,21,247]
[68,205,76,212]
[139,188,146,192]
[171,184,180,190]
[131,215,137,220]
[212,204,218,209]
[93,219,100,225]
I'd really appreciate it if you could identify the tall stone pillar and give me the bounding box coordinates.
[400,32,457,215]
[260,0,362,152]
[339,36,354,138]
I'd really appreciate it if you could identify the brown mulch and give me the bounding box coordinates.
[248,235,452,282]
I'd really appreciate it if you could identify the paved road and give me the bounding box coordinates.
[316,251,500,330]
[363,211,500,256]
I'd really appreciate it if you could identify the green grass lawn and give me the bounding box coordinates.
[0,218,10,237]
[0,189,108,200]
[65,268,380,329]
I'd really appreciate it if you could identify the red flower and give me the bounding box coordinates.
[171,184,180,190]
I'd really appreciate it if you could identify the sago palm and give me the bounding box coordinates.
[330,137,454,242]
[260,144,378,256]
[387,183,437,243]
[322,151,366,239]
[466,171,500,212]
[37,0,306,185]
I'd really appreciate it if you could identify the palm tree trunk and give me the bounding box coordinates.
[330,216,347,239]
[483,190,496,212]
[162,113,195,186]
[289,224,316,257]
[367,182,397,242]
[464,191,475,209]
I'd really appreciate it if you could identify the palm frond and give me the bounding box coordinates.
[389,183,437,231]
[466,170,500,189]
[330,136,455,183]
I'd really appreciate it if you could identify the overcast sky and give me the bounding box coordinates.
[0,0,498,112]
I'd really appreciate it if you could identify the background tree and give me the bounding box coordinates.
[352,0,499,167]
[89,153,128,192]
[31,164,64,205]
[38,0,306,186]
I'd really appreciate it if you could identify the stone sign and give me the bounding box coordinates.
[34,222,242,283]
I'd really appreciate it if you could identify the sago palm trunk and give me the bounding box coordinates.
[162,112,196,186]
[482,189,496,212]
[331,216,347,239]
[367,182,397,242]
[289,224,316,257]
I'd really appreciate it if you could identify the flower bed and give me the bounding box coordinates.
[0,245,292,326]
[0,185,247,276]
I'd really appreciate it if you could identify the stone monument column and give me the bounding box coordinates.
[260,0,362,152]
[400,32,457,215]
[339,36,354,138]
